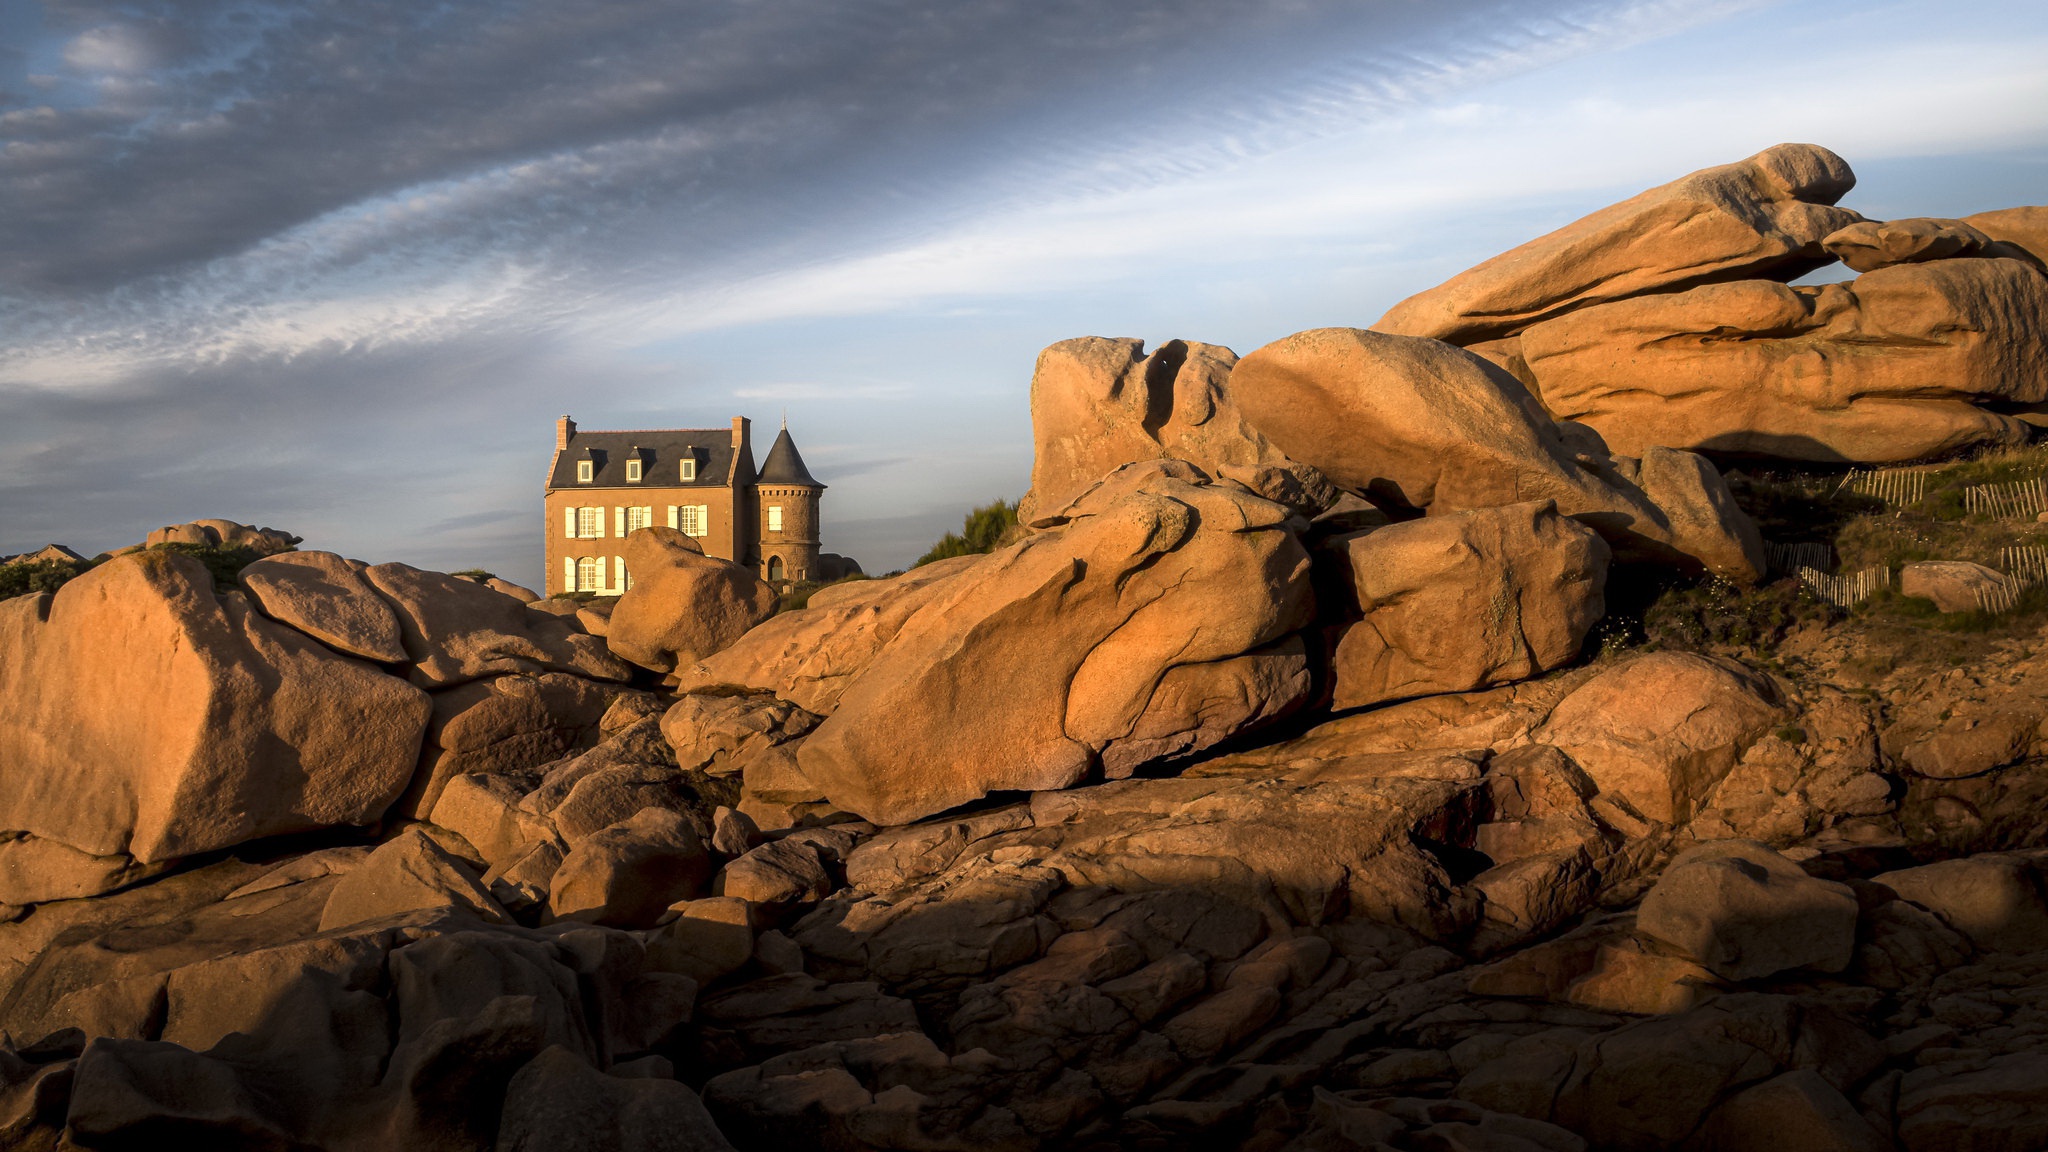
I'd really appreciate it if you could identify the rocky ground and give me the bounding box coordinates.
[3,144,2047,1152]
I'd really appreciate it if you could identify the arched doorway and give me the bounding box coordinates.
[767,556,784,581]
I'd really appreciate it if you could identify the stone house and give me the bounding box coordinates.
[543,414,838,595]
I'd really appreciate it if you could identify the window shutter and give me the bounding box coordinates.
[562,557,575,593]
[614,507,625,538]
[667,505,678,530]
[596,556,608,589]
[698,505,710,537]
[564,508,577,539]
[615,556,626,593]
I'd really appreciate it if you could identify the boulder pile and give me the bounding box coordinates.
[1375,144,2048,465]
[2,148,2046,1151]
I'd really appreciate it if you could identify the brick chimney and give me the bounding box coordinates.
[730,415,749,449]
[556,415,576,450]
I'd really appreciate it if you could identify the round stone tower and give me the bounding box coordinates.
[755,421,824,584]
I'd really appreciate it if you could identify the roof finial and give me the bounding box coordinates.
[781,408,787,432]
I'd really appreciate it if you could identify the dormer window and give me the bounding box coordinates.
[576,460,594,483]
[626,459,643,483]
[679,457,697,482]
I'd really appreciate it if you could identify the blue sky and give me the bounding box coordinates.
[3,0,2045,586]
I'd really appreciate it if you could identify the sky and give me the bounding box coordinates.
[3,0,2046,588]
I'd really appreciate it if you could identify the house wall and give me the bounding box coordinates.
[542,484,739,595]
[756,483,822,583]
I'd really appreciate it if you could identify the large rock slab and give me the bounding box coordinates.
[1516,257,2048,463]
[0,552,431,871]
[1636,840,1858,981]
[674,557,985,715]
[1900,560,2012,614]
[363,561,634,689]
[1962,205,2048,268]
[1537,653,1784,825]
[1230,326,1765,579]
[1327,500,1608,710]
[1875,853,2048,954]
[1019,336,1332,521]
[1375,143,1861,344]
[1822,216,1995,272]
[238,550,407,663]
[796,461,1315,825]
[606,528,779,674]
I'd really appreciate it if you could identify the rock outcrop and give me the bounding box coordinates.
[605,528,779,674]
[1324,500,1608,710]
[1376,143,2048,465]
[0,553,430,887]
[1230,326,1765,578]
[1019,336,1334,521]
[1516,257,2048,462]
[1375,143,1862,344]
[797,461,1315,824]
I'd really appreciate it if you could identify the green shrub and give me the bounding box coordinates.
[916,499,1019,567]
[452,568,498,582]
[0,558,94,601]
[1639,575,1838,655]
[151,542,279,588]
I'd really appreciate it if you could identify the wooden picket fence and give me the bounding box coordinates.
[1976,580,2022,615]
[1836,468,1928,506]
[1962,477,2048,520]
[1764,540,1833,577]
[2001,545,2048,588]
[1797,565,1890,608]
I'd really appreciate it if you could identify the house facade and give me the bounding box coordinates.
[543,415,829,595]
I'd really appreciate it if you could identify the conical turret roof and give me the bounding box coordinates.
[758,425,823,487]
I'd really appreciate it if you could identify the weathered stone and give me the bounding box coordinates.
[0,553,430,874]
[548,809,712,929]
[496,1044,737,1151]
[660,693,819,778]
[1876,853,2048,954]
[319,827,508,932]
[1900,560,2014,615]
[1538,653,1783,825]
[1636,840,1858,981]
[238,550,409,662]
[1701,1067,1889,1152]
[1823,217,1995,272]
[606,528,780,674]
[1375,143,1861,344]
[1229,326,1765,579]
[1896,1052,2048,1152]
[797,462,1314,824]
[1326,500,1607,710]
[143,519,301,554]
[1018,336,1333,521]
[363,561,634,689]
[673,557,985,715]
[1517,259,2048,463]
[403,672,633,819]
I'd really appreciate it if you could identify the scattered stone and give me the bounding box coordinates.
[1229,325,1765,578]
[606,528,780,673]
[548,809,713,929]
[1899,560,2013,614]
[1637,840,1859,982]
[1325,500,1608,710]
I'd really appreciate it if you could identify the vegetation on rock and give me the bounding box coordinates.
[913,498,1018,566]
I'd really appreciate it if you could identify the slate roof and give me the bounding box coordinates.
[757,427,824,488]
[547,428,750,490]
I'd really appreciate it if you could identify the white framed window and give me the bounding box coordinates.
[674,505,707,536]
[626,506,651,533]
[767,505,783,532]
[576,556,599,592]
[626,459,643,483]
[679,457,696,481]
[576,460,593,483]
[577,507,603,537]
